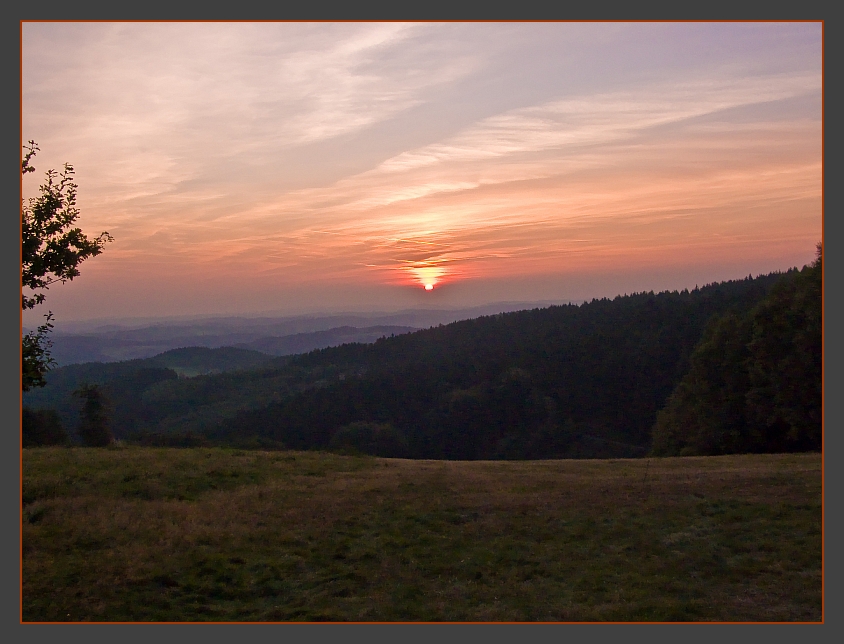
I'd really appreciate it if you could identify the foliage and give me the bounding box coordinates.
[744,244,822,450]
[21,140,112,390]
[22,313,56,391]
[74,384,114,446]
[22,407,69,447]
[651,245,822,456]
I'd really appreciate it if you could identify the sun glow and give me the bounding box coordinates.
[409,264,446,290]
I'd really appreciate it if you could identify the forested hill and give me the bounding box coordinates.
[21,347,283,437]
[211,270,796,459]
[24,264,820,460]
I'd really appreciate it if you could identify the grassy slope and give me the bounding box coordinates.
[22,448,821,622]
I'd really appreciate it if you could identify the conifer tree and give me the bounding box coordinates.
[75,384,114,447]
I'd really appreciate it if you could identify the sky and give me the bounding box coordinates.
[21,22,822,325]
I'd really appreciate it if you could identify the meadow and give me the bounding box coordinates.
[22,447,822,622]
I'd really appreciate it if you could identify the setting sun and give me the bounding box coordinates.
[20,22,821,323]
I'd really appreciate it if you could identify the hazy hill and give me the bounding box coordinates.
[45,324,419,366]
[36,302,562,366]
[233,326,418,356]
[144,346,276,377]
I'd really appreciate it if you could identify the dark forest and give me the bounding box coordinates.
[23,250,821,460]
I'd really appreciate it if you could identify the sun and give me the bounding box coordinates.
[406,263,445,291]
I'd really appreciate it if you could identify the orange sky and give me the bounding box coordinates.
[22,22,822,324]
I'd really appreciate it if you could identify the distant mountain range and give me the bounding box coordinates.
[33,302,571,366]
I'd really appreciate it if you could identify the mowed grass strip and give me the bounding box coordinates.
[22,448,821,622]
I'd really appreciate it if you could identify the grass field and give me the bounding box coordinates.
[21,447,822,622]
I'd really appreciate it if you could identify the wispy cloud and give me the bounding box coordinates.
[23,22,480,211]
[377,71,820,173]
[187,69,817,287]
[21,22,822,321]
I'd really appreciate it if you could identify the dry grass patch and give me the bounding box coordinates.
[22,448,821,622]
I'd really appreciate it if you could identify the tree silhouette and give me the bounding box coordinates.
[21,141,112,391]
[74,384,114,447]
[651,244,821,456]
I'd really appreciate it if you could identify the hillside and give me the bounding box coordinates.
[36,302,556,366]
[22,347,281,437]
[25,267,818,458]
[234,326,418,356]
[213,271,794,458]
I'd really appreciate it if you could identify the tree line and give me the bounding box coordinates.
[25,260,821,459]
[205,267,816,459]
[651,245,821,456]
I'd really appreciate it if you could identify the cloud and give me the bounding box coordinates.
[23,22,480,209]
[227,68,819,232]
[21,23,822,321]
